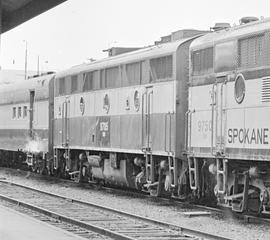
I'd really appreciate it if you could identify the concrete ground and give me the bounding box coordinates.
[0,205,83,240]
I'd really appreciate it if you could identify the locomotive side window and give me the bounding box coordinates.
[140,60,149,84]
[106,66,119,88]
[150,55,172,82]
[59,77,65,95]
[93,71,100,89]
[18,107,22,118]
[71,75,78,93]
[100,69,105,89]
[192,47,213,75]
[214,41,236,73]
[23,106,27,118]
[126,62,141,85]
[83,72,94,91]
[12,107,16,119]
[100,67,119,89]
[238,34,264,68]
[83,71,99,91]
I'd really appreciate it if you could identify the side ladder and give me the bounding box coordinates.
[188,157,199,190]
[145,153,154,183]
[216,158,228,194]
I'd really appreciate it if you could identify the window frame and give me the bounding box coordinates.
[149,55,173,82]
[192,47,214,75]
[83,71,95,92]
[23,106,28,118]
[105,66,119,88]
[58,77,66,96]
[125,61,142,86]
[71,75,78,93]
[100,66,120,89]
[18,106,22,119]
[12,107,16,119]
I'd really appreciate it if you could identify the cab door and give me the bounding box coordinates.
[212,77,228,194]
[212,77,227,154]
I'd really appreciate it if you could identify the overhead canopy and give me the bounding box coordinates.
[1,0,67,33]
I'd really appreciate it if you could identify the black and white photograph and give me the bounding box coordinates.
[0,0,270,239]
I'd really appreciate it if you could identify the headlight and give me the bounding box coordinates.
[234,74,246,104]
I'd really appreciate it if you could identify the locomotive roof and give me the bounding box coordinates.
[0,73,54,105]
[56,36,197,78]
[190,17,270,50]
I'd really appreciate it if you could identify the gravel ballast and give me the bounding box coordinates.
[1,168,270,240]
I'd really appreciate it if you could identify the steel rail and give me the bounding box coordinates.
[0,200,109,240]
[1,168,222,213]
[0,194,135,240]
[0,180,231,240]
[3,170,269,226]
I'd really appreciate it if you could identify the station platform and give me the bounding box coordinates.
[0,205,84,240]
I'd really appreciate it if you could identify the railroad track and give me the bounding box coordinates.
[0,200,109,240]
[0,180,230,240]
[38,173,270,225]
[8,168,222,213]
[2,168,270,225]
[0,167,221,214]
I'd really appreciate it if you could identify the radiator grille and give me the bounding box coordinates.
[262,77,270,102]
[238,34,264,68]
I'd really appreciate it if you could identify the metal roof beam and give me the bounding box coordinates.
[2,0,66,33]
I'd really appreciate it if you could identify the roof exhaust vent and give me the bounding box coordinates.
[103,47,141,57]
[211,23,231,31]
[239,16,259,24]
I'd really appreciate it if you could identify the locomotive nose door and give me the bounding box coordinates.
[212,76,227,155]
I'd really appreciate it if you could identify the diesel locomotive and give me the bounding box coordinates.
[1,16,270,215]
[188,17,270,214]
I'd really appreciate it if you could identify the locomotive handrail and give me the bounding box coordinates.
[211,84,216,156]
[165,112,168,152]
[64,100,68,146]
[61,99,70,147]
[215,84,218,155]
[188,110,194,153]
[169,112,174,153]
[214,80,227,155]
[165,112,175,154]
[164,112,170,153]
[147,90,153,150]
[61,101,65,146]
[184,110,191,153]
[219,81,227,153]
[141,91,147,150]
[66,98,70,146]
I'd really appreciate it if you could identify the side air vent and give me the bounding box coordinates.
[262,77,270,102]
